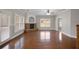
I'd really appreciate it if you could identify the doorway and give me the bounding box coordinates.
[58,18,62,32]
[58,18,63,40]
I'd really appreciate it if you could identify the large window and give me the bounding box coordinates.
[19,16,25,30]
[14,14,24,33]
[40,19,51,27]
[0,14,10,42]
[14,15,20,32]
[0,12,25,46]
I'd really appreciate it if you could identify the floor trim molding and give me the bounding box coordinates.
[0,30,24,48]
[62,32,77,38]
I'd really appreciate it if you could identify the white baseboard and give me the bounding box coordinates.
[62,32,77,38]
[9,30,24,40]
[39,28,55,31]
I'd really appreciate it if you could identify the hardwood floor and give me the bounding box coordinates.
[1,30,76,49]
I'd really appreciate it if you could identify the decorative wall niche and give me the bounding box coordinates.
[28,15,36,23]
[29,17,34,22]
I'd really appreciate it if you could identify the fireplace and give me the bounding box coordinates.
[30,24,34,29]
[25,23,37,32]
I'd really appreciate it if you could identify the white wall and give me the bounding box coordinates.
[26,14,36,23]
[71,9,79,38]
[56,9,79,38]
[56,10,72,37]
[36,15,56,30]
[25,14,56,30]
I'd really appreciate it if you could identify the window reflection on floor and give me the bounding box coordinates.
[2,45,9,49]
[2,36,24,49]
[15,37,24,49]
[59,32,62,41]
[40,31,50,42]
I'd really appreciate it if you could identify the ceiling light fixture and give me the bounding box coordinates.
[46,9,50,15]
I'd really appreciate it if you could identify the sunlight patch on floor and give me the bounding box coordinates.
[59,32,62,41]
[40,31,50,42]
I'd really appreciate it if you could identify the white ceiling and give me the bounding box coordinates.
[24,9,66,15]
[26,9,55,15]
[1,9,66,15]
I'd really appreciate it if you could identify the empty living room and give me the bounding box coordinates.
[0,0,79,59]
[0,9,79,49]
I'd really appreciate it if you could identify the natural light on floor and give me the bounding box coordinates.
[59,32,62,41]
[40,31,50,42]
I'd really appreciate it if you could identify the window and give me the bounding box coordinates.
[0,14,1,42]
[40,19,51,27]
[14,15,20,32]
[14,15,24,33]
[19,16,24,30]
[29,17,34,23]
[0,14,10,42]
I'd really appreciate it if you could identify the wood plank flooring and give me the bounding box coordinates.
[1,30,76,49]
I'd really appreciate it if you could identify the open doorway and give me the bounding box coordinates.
[58,18,63,41]
[58,18,62,32]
